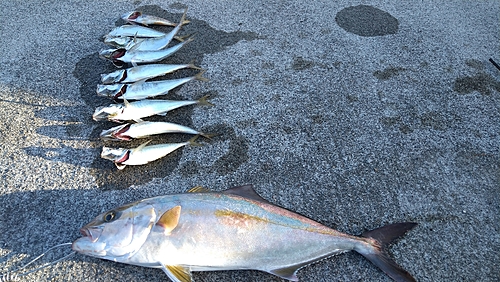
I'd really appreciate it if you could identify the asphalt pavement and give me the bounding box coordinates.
[0,1,498,281]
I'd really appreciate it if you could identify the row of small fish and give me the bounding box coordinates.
[94,9,212,169]
[101,9,191,67]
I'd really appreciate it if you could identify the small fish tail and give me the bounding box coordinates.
[179,8,188,26]
[180,32,196,45]
[200,132,217,139]
[188,135,202,147]
[195,70,209,82]
[357,222,417,282]
[187,60,203,70]
[197,95,214,106]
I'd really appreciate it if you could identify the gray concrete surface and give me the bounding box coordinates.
[0,0,499,281]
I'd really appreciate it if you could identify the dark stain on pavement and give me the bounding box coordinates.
[292,56,314,70]
[335,5,399,37]
[453,73,500,96]
[179,123,249,176]
[71,6,258,189]
[373,66,407,80]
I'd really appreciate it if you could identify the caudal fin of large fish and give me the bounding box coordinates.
[358,222,417,282]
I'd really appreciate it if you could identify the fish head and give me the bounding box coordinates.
[92,104,124,121]
[101,70,126,84]
[99,48,126,60]
[104,36,133,48]
[72,201,157,260]
[100,124,132,141]
[121,11,142,21]
[96,84,127,99]
[100,146,129,161]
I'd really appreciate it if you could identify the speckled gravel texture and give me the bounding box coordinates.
[0,1,498,281]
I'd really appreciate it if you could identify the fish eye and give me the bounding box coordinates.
[104,211,116,222]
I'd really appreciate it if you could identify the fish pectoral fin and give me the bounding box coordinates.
[161,264,192,282]
[123,98,131,107]
[156,206,181,235]
[187,185,211,193]
[132,140,151,154]
[115,163,126,170]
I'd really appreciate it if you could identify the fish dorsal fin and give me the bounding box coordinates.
[222,185,271,204]
[187,185,211,193]
[161,264,192,282]
[132,140,150,153]
[268,266,300,281]
[156,206,181,235]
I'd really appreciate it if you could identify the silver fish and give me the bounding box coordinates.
[92,96,213,123]
[97,71,207,100]
[100,121,213,141]
[106,25,167,38]
[100,137,199,169]
[100,64,202,84]
[72,185,417,282]
[121,11,190,27]
[103,34,189,49]
[122,9,188,52]
[99,37,193,66]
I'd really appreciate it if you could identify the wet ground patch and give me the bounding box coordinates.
[179,123,249,176]
[373,66,407,80]
[453,73,500,96]
[335,5,399,37]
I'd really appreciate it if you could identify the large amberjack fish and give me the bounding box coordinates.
[101,63,202,84]
[100,136,199,169]
[121,11,190,26]
[96,71,208,100]
[100,121,213,141]
[72,185,417,282]
[92,96,213,123]
[99,37,193,67]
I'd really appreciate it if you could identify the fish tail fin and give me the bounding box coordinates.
[179,8,188,26]
[200,132,217,139]
[188,135,202,147]
[187,60,203,70]
[182,33,197,44]
[357,222,417,282]
[174,33,193,42]
[197,95,214,106]
[195,70,209,82]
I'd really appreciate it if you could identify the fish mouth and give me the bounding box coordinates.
[79,227,99,243]
[99,49,126,60]
[101,147,129,162]
[123,11,141,20]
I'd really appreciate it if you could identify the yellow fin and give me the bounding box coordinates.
[162,265,192,282]
[187,185,211,193]
[156,206,181,235]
